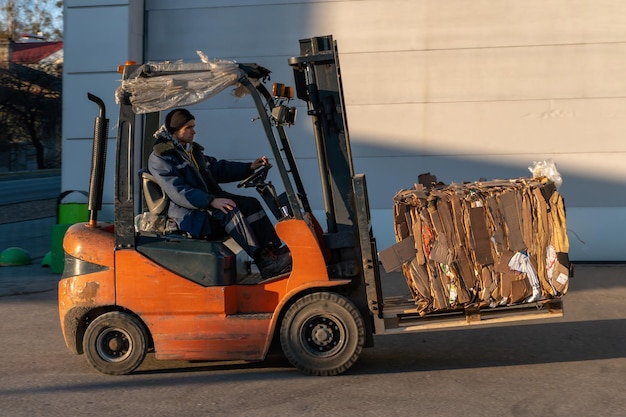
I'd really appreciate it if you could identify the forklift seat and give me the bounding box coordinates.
[139,170,229,240]
[136,170,177,235]
[141,170,169,215]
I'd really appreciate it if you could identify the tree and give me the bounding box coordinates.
[0,0,63,171]
[0,0,63,41]
[0,62,61,169]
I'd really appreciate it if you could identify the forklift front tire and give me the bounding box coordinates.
[280,292,365,376]
[83,311,148,375]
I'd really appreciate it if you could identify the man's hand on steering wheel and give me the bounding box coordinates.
[238,159,272,188]
[250,156,269,170]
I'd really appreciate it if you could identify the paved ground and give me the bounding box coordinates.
[0,216,58,296]
[0,197,59,297]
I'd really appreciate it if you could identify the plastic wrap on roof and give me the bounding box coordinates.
[115,58,245,114]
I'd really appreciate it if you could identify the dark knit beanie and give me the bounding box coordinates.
[165,108,195,134]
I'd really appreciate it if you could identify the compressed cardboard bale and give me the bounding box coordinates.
[407,258,431,300]
[498,189,526,252]
[455,250,478,293]
[387,174,571,315]
[378,235,416,273]
[500,269,517,301]
[521,187,536,251]
[511,275,533,303]
[485,194,506,255]
[468,205,494,266]
[428,262,449,310]
[410,209,427,265]
[442,263,470,304]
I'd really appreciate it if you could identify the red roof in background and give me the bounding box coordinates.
[12,41,63,64]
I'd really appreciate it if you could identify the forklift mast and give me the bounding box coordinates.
[289,36,384,328]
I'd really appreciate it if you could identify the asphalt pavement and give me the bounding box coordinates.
[0,173,63,296]
[0,216,60,297]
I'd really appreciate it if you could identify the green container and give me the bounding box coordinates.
[51,224,72,274]
[58,203,89,224]
[51,191,89,274]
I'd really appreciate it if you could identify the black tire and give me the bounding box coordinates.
[280,292,365,376]
[82,311,148,375]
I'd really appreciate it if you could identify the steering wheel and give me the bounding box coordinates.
[237,163,273,188]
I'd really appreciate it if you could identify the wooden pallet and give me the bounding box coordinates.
[380,296,563,334]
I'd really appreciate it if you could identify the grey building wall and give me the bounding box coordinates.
[63,0,626,260]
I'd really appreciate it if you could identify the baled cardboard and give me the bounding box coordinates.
[382,174,570,315]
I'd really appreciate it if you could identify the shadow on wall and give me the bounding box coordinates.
[346,142,626,262]
[350,142,626,210]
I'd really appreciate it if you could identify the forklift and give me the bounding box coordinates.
[58,35,563,376]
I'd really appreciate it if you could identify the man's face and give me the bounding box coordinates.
[173,120,196,144]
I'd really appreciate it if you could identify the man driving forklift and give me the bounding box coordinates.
[148,108,292,280]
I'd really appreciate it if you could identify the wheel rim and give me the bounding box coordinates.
[95,327,134,363]
[300,314,346,357]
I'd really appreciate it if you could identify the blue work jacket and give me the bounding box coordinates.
[147,128,253,237]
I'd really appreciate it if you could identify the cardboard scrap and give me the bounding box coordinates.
[380,173,571,315]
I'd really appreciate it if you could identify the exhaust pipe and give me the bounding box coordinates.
[87,93,109,226]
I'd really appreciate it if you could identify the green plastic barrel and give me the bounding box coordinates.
[58,202,89,224]
[51,191,89,274]
[50,224,73,273]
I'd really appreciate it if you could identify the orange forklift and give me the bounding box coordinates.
[58,35,563,376]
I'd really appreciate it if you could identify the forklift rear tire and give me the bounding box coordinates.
[83,311,148,375]
[280,292,365,376]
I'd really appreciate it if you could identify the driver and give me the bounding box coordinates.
[148,108,291,280]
